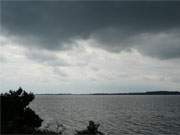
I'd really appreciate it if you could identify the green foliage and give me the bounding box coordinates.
[1,87,43,134]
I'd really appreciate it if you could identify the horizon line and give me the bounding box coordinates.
[35,91,180,95]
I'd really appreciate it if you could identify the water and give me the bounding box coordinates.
[30,95,180,135]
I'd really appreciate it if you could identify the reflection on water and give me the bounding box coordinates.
[30,95,180,135]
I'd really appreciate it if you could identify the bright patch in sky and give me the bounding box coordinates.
[0,34,180,93]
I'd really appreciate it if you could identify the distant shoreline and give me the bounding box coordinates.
[36,91,180,95]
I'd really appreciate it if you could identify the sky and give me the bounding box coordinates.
[0,1,180,94]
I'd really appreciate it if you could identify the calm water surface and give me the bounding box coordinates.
[30,95,180,135]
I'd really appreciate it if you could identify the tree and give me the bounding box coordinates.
[1,87,43,133]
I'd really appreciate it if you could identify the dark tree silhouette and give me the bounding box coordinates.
[1,87,43,134]
[75,121,104,135]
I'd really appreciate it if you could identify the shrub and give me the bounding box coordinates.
[75,121,104,135]
[1,87,43,134]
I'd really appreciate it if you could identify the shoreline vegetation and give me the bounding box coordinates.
[0,87,104,135]
[36,91,180,95]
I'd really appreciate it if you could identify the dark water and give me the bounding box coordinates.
[30,95,180,135]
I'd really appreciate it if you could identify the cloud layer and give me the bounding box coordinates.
[1,1,180,93]
[1,1,180,59]
[0,34,180,93]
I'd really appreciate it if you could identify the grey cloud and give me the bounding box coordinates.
[90,27,137,52]
[53,67,68,77]
[0,56,7,63]
[134,30,180,59]
[1,1,180,59]
[91,67,100,72]
[25,49,70,67]
[171,76,180,83]
[91,28,180,59]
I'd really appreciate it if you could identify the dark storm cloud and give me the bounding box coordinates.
[91,28,180,59]
[133,30,180,59]
[1,1,180,59]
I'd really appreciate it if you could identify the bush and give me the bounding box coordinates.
[1,87,43,134]
[75,121,104,135]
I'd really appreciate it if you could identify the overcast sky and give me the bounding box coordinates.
[1,1,180,93]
